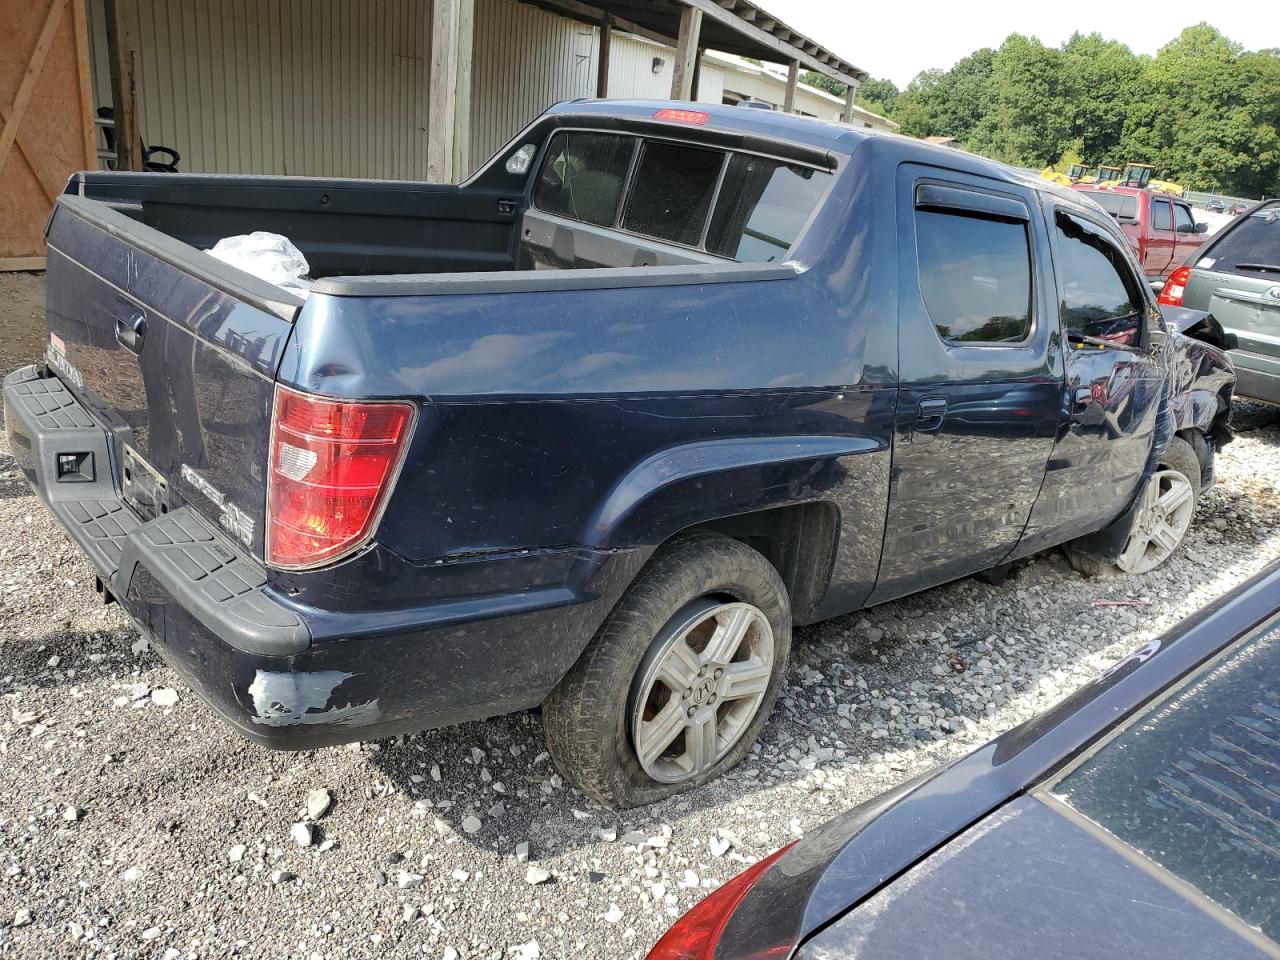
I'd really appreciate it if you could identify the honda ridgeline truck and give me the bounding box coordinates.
[4,101,1233,807]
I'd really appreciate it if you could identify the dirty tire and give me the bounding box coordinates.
[542,532,791,809]
[1064,435,1202,577]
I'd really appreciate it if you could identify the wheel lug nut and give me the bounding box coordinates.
[698,666,707,677]
[708,694,717,704]
[682,688,692,699]
[714,668,724,679]
[686,707,697,718]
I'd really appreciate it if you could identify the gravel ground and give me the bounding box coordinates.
[3,271,1280,959]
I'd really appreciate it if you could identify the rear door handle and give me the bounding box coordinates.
[914,397,948,433]
[115,311,146,354]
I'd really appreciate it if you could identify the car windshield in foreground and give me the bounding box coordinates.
[1200,202,1280,277]
[1053,616,1280,943]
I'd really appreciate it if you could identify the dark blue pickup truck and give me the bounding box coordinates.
[4,100,1233,807]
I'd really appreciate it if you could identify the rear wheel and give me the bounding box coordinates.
[1065,436,1201,576]
[543,533,791,808]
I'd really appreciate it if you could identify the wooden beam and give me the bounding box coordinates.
[682,0,865,87]
[531,0,672,48]
[783,58,798,114]
[842,81,858,124]
[595,14,612,98]
[71,0,96,170]
[102,0,140,171]
[0,0,67,174]
[0,257,48,272]
[428,0,475,183]
[671,5,702,100]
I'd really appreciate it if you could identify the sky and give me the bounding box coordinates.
[756,1,1277,88]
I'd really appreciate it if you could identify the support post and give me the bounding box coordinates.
[595,14,612,98]
[102,0,140,171]
[690,45,703,101]
[841,79,859,123]
[428,0,474,183]
[783,58,799,114]
[670,6,702,100]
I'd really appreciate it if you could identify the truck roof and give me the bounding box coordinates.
[541,100,1105,221]
[543,98,873,157]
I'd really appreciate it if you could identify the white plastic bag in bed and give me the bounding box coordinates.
[206,232,313,299]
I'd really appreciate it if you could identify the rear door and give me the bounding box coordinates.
[1145,196,1177,278]
[868,166,1062,604]
[42,195,300,558]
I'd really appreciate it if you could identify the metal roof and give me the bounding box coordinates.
[524,0,868,86]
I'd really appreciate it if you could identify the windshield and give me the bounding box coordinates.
[1201,201,1280,278]
[1052,617,1280,943]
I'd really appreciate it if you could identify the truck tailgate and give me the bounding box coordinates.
[41,195,301,559]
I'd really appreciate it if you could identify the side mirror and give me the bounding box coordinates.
[1195,221,1209,233]
[1150,279,1166,295]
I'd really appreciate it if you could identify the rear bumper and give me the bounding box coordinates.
[4,365,634,748]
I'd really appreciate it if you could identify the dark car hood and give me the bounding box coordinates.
[796,795,1272,960]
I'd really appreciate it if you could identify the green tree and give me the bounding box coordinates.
[800,70,846,97]
[1122,25,1280,194]
[967,34,1071,167]
[856,76,900,117]
[894,49,995,142]
[1060,32,1144,164]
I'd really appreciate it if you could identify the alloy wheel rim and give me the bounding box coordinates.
[630,600,775,784]
[1115,469,1195,574]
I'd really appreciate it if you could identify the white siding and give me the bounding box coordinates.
[468,0,596,175]
[605,34,723,105]
[88,0,433,179]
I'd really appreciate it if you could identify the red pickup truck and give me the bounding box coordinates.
[1073,185,1207,280]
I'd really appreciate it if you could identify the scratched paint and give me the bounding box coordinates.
[247,670,380,727]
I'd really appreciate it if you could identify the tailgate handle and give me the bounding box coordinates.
[115,311,147,354]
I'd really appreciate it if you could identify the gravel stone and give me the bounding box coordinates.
[396,871,425,890]
[306,787,333,820]
[525,866,551,885]
[149,688,180,708]
[4,273,1280,957]
[290,822,314,847]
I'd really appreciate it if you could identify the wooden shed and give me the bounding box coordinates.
[1,0,96,270]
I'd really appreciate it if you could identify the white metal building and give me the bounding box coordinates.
[84,0,876,182]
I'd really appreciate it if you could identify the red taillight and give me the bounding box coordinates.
[266,386,415,569]
[1158,266,1191,307]
[653,108,710,125]
[646,843,795,960]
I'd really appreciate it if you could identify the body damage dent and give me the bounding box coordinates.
[247,670,381,727]
[1070,329,1234,567]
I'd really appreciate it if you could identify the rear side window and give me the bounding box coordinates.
[706,155,831,261]
[533,131,634,227]
[1203,202,1280,278]
[915,210,1033,343]
[1152,198,1172,232]
[1053,211,1144,344]
[1088,192,1138,223]
[622,141,725,247]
